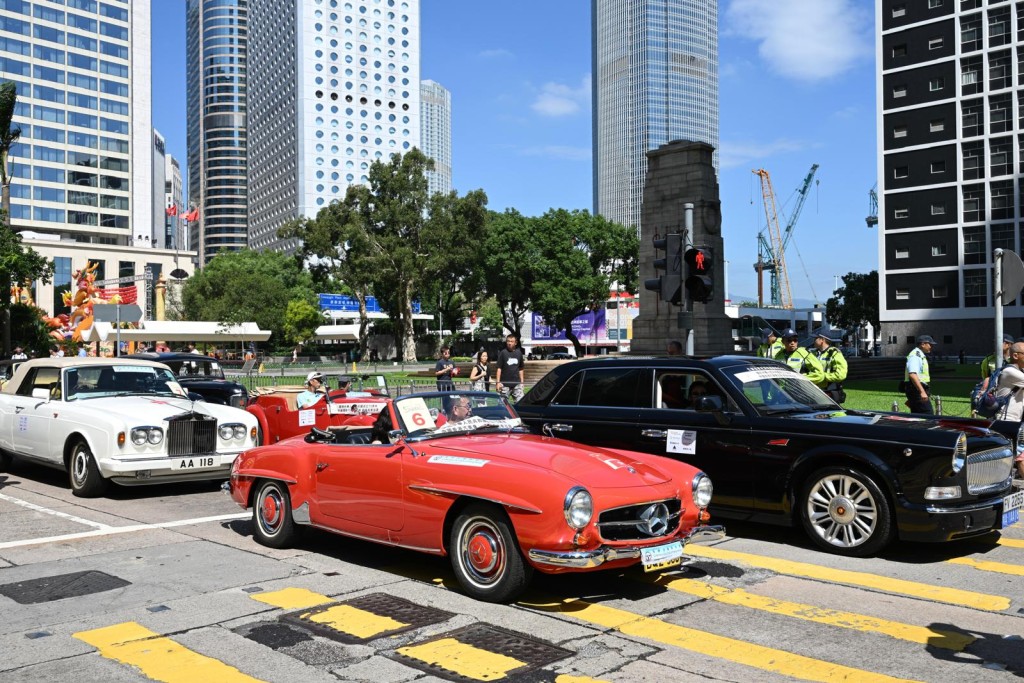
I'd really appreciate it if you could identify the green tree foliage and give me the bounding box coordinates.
[10,302,55,357]
[180,249,314,346]
[826,271,879,333]
[282,299,323,348]
[482,209,537,340]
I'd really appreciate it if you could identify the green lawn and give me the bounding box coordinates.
[844,362,980,417]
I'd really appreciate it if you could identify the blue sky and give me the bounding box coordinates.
[152,0,877,304]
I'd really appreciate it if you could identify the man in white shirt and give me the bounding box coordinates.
[296,372,327,409]
[995,342,1024,478]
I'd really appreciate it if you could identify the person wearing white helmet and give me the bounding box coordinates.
[297,371,327,409]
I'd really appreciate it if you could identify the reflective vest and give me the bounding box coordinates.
[814,345,848,386]
[905,347,930,384]
[775,346,826,385]
[758,339,783,358]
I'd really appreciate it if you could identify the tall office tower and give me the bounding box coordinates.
[151,128,165,248]
[186,0,248,265]
[247,0,421,253]
[591,0,718,232]
[165,154,182,250]
[877,1,1022,350]
[420,79,451,196]
[0,0,151,245]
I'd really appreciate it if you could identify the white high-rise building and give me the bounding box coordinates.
[246,0,421,253]
[420,79,451,196]
[0,0,151,245]
[591,0,719,232]
[151,128,165,248]
[165,154,183,250]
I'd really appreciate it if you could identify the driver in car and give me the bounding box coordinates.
[296,371,327,409]
[448,396,473,423]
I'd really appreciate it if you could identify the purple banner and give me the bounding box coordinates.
[532,309,607,340]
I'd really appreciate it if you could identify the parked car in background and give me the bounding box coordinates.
[227,391,722,602]
[0,360,21,390]
[516,356,1021,556]
[548,352,575,360]
[126,352,248,408]
[0,358,258,497]
[247,374,390,445]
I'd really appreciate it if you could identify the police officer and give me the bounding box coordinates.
[905,334,933,414]
[757,328,782,359]
[813,330,848,402]
[774,328,825,384]
[979,334,1013,392]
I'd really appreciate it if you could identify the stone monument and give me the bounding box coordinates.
[631,140,733,356]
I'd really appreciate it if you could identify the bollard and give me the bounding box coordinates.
[934,395,942,415]
[891,400,898,413]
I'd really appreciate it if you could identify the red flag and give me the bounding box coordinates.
[183,207,199,222]
[165,204,177,217]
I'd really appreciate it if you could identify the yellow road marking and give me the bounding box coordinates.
[303,603,408,639]
[522,597,920,683]
[996,537,1024,549]
[687,545,1010,611]
[398,637,526,681]
[249,587,333,610]
[656,575,974,651]
[946,556,1024,576]
[74,622,264,683]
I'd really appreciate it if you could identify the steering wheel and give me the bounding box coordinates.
[305,427,334,443]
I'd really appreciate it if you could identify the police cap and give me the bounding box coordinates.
[916,335,936,345]
[780,328,799,341]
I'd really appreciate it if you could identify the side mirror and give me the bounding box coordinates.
[187,391,205,402]
[387,429,404,444]
[31,388,50,400]
[693,395,731,426]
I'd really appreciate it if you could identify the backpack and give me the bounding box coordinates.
[971,366,1011,418]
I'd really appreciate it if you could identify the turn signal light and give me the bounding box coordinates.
[117,431,125,447]
[699,509,711,523]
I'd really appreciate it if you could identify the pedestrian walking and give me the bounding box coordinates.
[495,334,526,401]
[904,335,934,414]
[434,346,456,391]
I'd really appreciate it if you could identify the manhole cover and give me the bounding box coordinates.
[282,592,454,644]
[391,623,572,682]
[0,571,131,604]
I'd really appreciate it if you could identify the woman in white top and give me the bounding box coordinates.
[469,350,490,392]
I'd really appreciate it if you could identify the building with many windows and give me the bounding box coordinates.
[186,0,248,265]
[877,0,1024,351]
[420,78,450,196]
[165,153,182,250]
[591,0,719,232]
[246,0,421,253]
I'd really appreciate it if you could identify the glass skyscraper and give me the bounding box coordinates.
[0,0,149,245]
[186,0,248,265]
[420,78,450,196]
[591,0,718,232]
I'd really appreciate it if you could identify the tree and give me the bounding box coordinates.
[282,299,323,349]
[826,271,879,335]
[180,249,315,346]
[482,209,537,341]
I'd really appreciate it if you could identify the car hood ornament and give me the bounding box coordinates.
[639,502,670,537]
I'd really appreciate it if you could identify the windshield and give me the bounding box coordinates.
[339,373,389,397]
[722,364,838,415]
[393,392,523,439]
[65,364,187,401]
[168,359,226,380]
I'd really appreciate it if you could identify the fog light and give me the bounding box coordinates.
[925,485,961,500]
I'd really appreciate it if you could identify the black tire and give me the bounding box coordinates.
[799,466,894,557]
[256,424,265,447]
[68,440,108,498]
[252,480,298,549]
[449,503,532,603]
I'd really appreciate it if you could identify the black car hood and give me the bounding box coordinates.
[177,378,243,393]
[788,409,991,435]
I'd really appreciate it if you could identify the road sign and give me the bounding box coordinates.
[93,304,143,322]
[1001,250,1024,305]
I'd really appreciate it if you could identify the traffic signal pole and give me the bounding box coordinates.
[683,203,694,356]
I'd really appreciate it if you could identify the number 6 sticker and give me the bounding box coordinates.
[396,397,435,431]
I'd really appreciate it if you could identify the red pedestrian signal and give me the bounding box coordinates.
[684,246,714,303]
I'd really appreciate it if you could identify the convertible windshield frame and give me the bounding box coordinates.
[393,391,522,440]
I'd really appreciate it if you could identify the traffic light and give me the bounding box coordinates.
[644,234,682,304]
[684,246,714,303]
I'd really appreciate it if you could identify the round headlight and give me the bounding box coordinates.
[233,424,247,439]
[130,428,148,446]
[219,424,234,440]
[147,428,163,445]
[692,473,713,508]
[564,487,593,530]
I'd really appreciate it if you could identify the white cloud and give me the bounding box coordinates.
[719,138,808,169]
[479,48,514,59]
[725,0,872,82]
[519,145,592,162]
[530,75,591,117]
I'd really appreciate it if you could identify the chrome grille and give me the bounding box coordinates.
[965,447,1013,495]
[166,414,217,456]
[597,499,682,541]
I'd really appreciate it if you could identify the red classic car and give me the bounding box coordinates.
[246,374,390,444]
[226,391,724,602]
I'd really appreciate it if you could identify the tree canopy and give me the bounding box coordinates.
[825,271,879,333]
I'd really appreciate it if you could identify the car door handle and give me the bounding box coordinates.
[641,429,667,439]
[316,462,328,472]
[543,423,572,433]
[14,406,24,413]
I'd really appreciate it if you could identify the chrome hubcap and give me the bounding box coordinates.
[806,474,878,548]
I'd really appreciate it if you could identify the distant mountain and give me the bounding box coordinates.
[727,294,825,309]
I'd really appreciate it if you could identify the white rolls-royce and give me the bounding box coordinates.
[0,357,258,497]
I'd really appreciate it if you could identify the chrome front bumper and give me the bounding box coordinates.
[527,524,726,569]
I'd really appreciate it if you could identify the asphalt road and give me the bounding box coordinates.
[1,462,1023,683]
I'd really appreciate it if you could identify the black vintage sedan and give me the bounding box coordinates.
[126,352,249,408]
[516,356,1022,556]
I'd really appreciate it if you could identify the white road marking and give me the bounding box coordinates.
[0,492,111,529]
[0,512,249,550]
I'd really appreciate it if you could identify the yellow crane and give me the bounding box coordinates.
[752,168,794,309]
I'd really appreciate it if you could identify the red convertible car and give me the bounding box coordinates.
[247,374,390,445]
[226,391,724,602]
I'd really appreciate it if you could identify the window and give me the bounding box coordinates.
[894,208,909,219]
[991,179,1013,219]
[990,7,1010,47]
[895,248,910,259]
[893,85,907,98]
[990,93,1012,133]
[961,55,982,94]
[963,185,985,223]
[931,204,946,216]
[895,289,910,301]
[929,37,944,50]
[931,161,946,173]
[892,45,907,58]
[930,119,945,132]
[893,126,908,138]
[928,0,942,7]
[963,140,984,179]
[892,4,906,17]
[932,244,947,256]
[962,99,983,136]
[991,138,1012,176]
[964,269,987,307]
[932,286,948,298]
[990,50,1012,90]
[962,15,982,52]
[929,78,945,91]
[894,166,909,179]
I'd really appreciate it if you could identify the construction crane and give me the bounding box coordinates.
[752,164,819,308]
[866,183,878,228]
